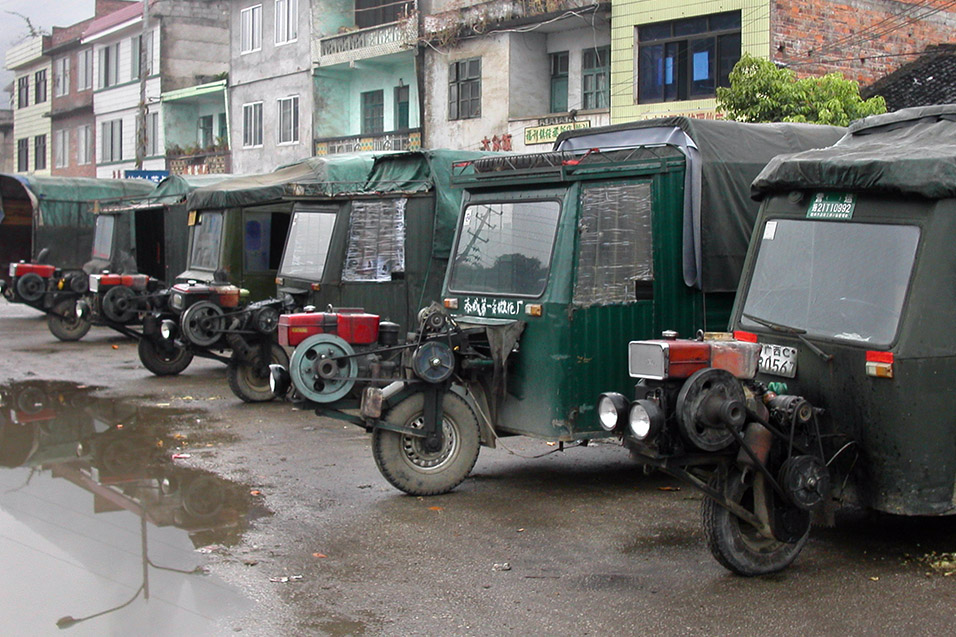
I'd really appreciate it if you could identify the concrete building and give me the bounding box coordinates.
[610,0,956,122]
[229,0,314,173]
[83,0,230,179]
[5,35,53,175]
[47,2,136,177]
[420,0,611,153]
[312,0,421,155]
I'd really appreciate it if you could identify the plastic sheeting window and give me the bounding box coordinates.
[448,200,561,297]
[189,211,223,271]
[342,198,406,282]
[92,215,115,260]
[279,208,337,280]
[573,182,654,306]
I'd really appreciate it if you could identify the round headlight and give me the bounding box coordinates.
[160,319,177,340]
[628,399,663,442]
[597,392,628,432]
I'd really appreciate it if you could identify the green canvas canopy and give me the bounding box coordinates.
[752,104,956,200]
[556,117,845,292]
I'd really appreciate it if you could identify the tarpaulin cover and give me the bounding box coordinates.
[0,174,156,268]
[0,174,157,226]
[556,118,845,292]
[752,104,956,200]
[101,174,236,213]
[186,155,383,210]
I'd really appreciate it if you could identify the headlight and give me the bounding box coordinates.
[597,392,628,432]
[75,300,90,319]
[269,364,291,396]
[160,319,177,340]
[169,292,185,311]
[628,399,664,442]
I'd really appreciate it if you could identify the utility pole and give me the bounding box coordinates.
[135,0,150,169]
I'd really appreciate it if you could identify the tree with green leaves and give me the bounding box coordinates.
[716,54,886,125]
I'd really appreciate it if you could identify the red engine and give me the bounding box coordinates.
[10,263,55,278]
[278,309,380,347]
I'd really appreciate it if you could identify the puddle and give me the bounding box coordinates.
[0,380,266,635]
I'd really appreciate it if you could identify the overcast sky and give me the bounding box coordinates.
[1,0,96,105]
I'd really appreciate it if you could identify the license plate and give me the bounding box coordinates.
[759,344,798,378]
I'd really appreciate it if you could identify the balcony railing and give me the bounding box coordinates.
[166,148,231,175]
[318,13,418,66]
[315,129,421,156]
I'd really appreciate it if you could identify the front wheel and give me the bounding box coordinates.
[227,342,289,402]
[138,337,193,376]
[701,467,808,576]
[48,299,92,341]
[372,391,481,496]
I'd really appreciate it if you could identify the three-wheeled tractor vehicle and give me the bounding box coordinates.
[596,105,956,575]
[270,149,489,404]
[0,175,156,319]
[286,118,843,496]
[134,161,316,384]
[49,174,229,341]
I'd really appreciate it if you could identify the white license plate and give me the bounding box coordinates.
[759,344,798,378]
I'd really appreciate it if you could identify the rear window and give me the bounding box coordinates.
[92,215,115,260]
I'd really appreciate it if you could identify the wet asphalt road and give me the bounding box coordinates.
[2,302,956,636]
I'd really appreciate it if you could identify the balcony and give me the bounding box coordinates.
[315,129,421,156]
[317,14,418,67]
[166,146,232,175]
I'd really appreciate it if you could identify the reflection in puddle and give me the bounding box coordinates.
[0,381,265,635]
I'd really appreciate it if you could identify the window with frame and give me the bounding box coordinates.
[275,0,297,44]
[53,129,69,168]
[573,182,654,305]
[17,76,28,109]
[131,31,154,79]
[279,206,339,280]
[241,5,262,53]
[582,46,609,110]
[101,118,123,162]
[637,11,741,103]
[77,48,93,91]
[34,135,46,170]
[34,69,47,104]
[394,85,409,130]
[77,125,92,165]
[277,96,299,144]
[243,102,263,147]
[17,138,29,172]
[137,112,159,156]
[199,115,214,147]
[218,112,228,144]
[54,57,71,97]
[449,58,481,120]
[355,0,413,29]
[99,43,121,88]
[361,90,384,134]
[550,51,569,113]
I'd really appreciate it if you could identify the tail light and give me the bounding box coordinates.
[865,350,894,378]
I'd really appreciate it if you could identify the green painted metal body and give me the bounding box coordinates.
[446,150,734,441]
[732,193,956,516]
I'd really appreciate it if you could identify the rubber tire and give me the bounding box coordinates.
[701,467,808,576]
[47,299,92,342]
[227,342,290,403]
[372,391,480,496]
[138,337,194,376]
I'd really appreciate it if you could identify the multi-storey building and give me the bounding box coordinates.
[5,35,53,175]
[0,110,14,174]
[419,0,611,153]
[83,0,230,179]
[611,0,956,122]
[229,0,314,173]
[47,2,136,177]
[312,0,421,155]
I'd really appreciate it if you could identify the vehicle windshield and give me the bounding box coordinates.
[741,219,920,347]
[91,215,115,260]
[447,200,561,297]
[278,210,337,281]
[188,211,223,271]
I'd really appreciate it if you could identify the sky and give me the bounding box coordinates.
[0,0,96,105]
